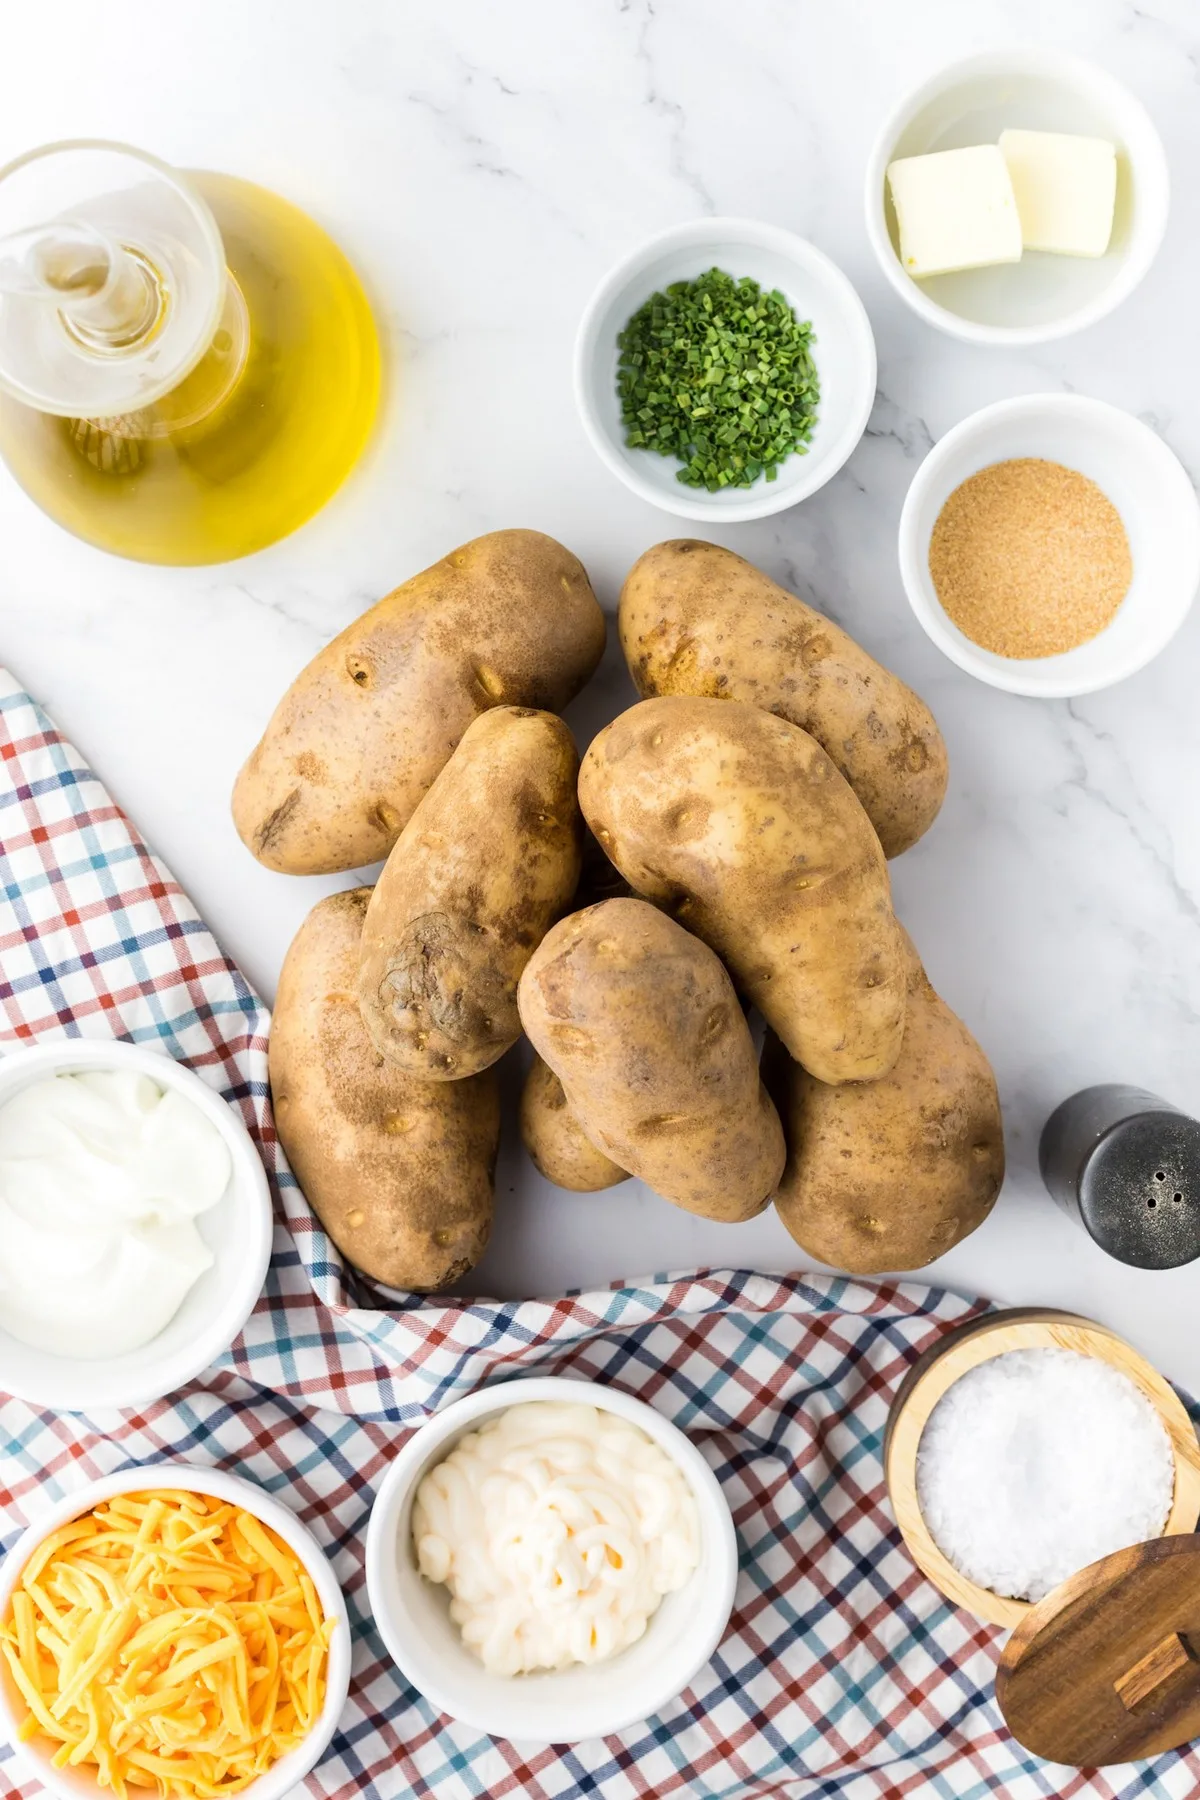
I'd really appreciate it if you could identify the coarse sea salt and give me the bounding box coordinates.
[916,1347,1174,1603]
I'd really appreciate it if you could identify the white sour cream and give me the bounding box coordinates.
[0,1070,231,1359]
[412,1400,701,1676]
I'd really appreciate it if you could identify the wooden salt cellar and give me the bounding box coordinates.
[885,1309,1200,1766]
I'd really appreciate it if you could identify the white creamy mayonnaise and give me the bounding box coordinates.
[412,1400,701,1676]
[0,1069,231,1359]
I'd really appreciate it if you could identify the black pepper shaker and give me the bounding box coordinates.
[1039,1084,1200,1269]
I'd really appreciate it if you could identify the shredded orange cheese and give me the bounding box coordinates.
[0,1489,335,1800]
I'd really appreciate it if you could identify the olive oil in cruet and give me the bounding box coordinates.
[0,141,380,564]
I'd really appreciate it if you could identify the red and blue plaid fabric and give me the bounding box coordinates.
[2,665,1197,1800]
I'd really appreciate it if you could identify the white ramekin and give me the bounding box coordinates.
[574,216,876,522]
[865,48,1169,346]
[0,1462,351,1800]
[0,1038,273,1412]
[897,393,1200,697]
[365,1374,739,1741]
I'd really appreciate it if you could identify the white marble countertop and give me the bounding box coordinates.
[5,0,1200,1387]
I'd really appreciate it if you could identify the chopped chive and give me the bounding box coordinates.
[616,267,819,490]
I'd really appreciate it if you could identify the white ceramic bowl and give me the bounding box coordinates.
[0,1462,351,1800]
[574,217,877,522]
[865,48,1169,345]
[0,1039,273,1412]
[365,1375,738,1741]
[898,393,1200,697]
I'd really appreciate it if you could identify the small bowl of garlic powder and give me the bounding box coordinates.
[898,393,1200,698]
[365,1376,737,1741]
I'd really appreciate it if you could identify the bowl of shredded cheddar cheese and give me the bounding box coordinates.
[0,1465,350,1800]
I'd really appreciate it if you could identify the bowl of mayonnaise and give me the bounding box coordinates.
[365,1375,739,1742]
[0,1038,273,1412]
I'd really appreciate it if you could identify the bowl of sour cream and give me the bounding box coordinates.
[0,1039,273,1412]
[365,1376,738,1742]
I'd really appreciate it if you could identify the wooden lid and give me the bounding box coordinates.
[997,1534,1200,1765]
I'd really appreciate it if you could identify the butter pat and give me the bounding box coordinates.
[1000,129,1116,258]
[887,145,1023,279]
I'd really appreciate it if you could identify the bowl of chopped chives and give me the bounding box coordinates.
[574,218,876,522]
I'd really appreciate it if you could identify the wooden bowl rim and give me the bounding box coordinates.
[884,1308,1200,1631]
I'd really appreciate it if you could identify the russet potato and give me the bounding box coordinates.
[619,539,947,858]
[269,889,499,1291]
[518,897,785,1221]
[578,696,907,1084]
[520,1054,628,1192]
[768,931,1004,1272]
[233,529,604,875]
[358,706,581,1079]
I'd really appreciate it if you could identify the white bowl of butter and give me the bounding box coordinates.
[0,1039,273,1412]
[365,1376,738,1741]
[865,47,1169,344]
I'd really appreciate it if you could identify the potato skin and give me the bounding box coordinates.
[520,1054,628,1192]
[358,706,582,1078]
[269,889,499,1290]
[769,932,1004,1273]
[578,696,906,1084]
[518,898,785,1221]
[619,540,948,858]
[233,530,605,875]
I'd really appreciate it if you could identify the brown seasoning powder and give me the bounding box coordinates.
[928,458,1132,659]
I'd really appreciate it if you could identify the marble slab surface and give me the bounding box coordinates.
[4,0,1200,1385]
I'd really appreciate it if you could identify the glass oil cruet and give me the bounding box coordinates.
[0,141,380,565]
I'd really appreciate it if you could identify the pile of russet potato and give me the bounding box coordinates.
[236,530,1004,1292]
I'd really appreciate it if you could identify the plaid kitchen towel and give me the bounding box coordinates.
[1,665,1197,1800]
